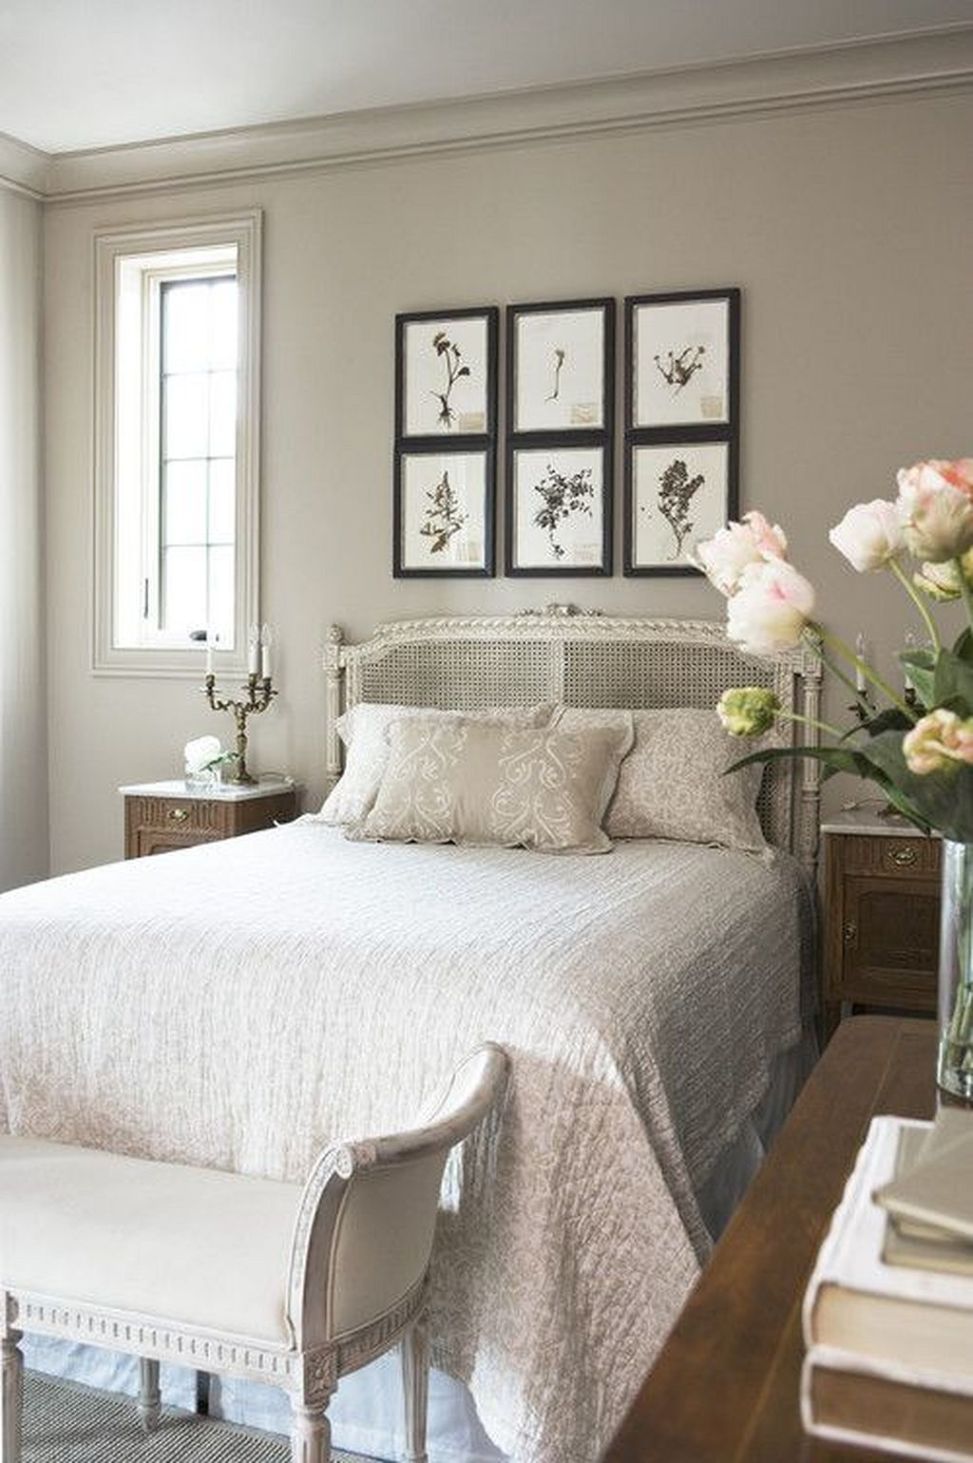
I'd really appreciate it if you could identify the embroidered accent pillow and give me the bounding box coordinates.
[349,715,634,854]
[318,703,555,826]
[553,706,767,852]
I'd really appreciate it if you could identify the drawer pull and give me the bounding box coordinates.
[167,808,190,823]
[843,922,858,946]
[890,845,918,867]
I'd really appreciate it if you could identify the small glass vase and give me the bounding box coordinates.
[937,839,973,1100]
[184,765,221,792]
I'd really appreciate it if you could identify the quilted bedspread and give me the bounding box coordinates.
[0,821,811,1462]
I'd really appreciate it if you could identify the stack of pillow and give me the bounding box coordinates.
[318,702,768,856]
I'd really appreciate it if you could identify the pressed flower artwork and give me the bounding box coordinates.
[629,441,730,573]
[508,445,609,575]
[509,301,613,433]
[628,290,738,430]
[397,309,497,438]
[395,448,492,577]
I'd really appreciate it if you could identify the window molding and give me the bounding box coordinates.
[92,210,262,677]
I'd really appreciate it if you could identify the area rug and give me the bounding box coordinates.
[22,1372,370,1462]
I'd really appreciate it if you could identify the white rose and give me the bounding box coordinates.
[896,460,973,563]
[726,560,816,656]
[184,734,223,775]
[829,499,904,572]
[694,511,788,596]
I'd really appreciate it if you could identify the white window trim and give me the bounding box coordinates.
[92,210,262,677]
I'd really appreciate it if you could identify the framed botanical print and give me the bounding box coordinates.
[624,437,737,576]
[507,299,614,434]
[396,306,498,440]
[506,441,611,577]
[394,446,494,578]
[626,289,739,431]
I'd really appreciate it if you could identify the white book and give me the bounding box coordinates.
[802,1344,973,1463]
[803,1116,973,1380]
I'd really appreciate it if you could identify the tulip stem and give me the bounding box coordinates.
[956,557,973,633]
[775,707,845,739]
[813,644,872,715]
[815,625,918,722]
[889,558,942,651]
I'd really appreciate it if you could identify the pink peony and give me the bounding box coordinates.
[829,500,904,572]
[903,708,973,775]
[725,559,816,656]
[695,511,788,596]
[896,459,973,563]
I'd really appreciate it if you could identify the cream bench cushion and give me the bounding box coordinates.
[0,1137,298,1344]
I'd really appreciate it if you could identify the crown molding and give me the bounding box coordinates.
[8,26,973,206]
[0,130,47,200]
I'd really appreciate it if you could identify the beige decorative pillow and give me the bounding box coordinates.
[350,715,634,854]
[318,703,554,826]
[553,706,767,852]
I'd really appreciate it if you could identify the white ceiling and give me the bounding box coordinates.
[3,0,973,155]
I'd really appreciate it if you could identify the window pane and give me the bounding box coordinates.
[163,282,212,373]
[163,461,207,546]
[164,374,209,459]
[210,280,238,369]
[208,371,237,457]
[208,460,235,544]
[208,546,235,645]
[162,546,207,636]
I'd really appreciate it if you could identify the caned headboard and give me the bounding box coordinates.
[322,605,823,872]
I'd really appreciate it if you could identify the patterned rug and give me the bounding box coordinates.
[22,1372,371,1462]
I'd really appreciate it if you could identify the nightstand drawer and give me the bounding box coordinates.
[121,782,300,859]
[840,834,940,877]
[128,797,227,838]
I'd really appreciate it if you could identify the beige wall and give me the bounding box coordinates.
[0,187,47,890]
[43,89,973,873]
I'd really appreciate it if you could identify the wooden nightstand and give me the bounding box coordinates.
[120,779,300,859]
[822,809,941,1038]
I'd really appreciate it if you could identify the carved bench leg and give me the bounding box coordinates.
[401,1317,429,1463]
[1,1331,23,1463]
[137,1357,161,1433]
[290,1397,332,1463]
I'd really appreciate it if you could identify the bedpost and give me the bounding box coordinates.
[323,625,344,792]
[797,646,824,879]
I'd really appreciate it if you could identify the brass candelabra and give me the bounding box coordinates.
[204,673,277,785]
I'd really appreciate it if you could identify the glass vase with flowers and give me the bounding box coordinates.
[694,459,973,1098]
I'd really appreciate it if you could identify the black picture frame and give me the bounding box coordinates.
[505,435,612,578]
[506,298,615,437]
[395,306,499,443]
[393,443,495,579]
[623,432,739,578]
[623,287,740,577]
[625,288,740,433]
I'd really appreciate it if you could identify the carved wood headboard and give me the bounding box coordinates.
[322,605,823,871]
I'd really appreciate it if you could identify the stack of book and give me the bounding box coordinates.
[802,1108,973,1462]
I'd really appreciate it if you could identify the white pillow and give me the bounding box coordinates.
[552,706,767,852]
[319,703,555,826]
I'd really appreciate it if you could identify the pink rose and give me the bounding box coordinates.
[695,510,788,596]
[903,708,973,775]
[829,500,904,572]
[726,560,816,655]
[896,459,973,562]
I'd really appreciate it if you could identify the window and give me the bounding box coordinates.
[94,213,261,676]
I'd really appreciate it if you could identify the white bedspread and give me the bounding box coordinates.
[0,822,812,1463]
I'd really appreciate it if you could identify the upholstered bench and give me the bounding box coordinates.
[0,1043,508,1463]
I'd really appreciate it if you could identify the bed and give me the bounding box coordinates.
[0,607,822,1463]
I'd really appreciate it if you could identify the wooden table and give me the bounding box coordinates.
[603,1017,937,1463]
